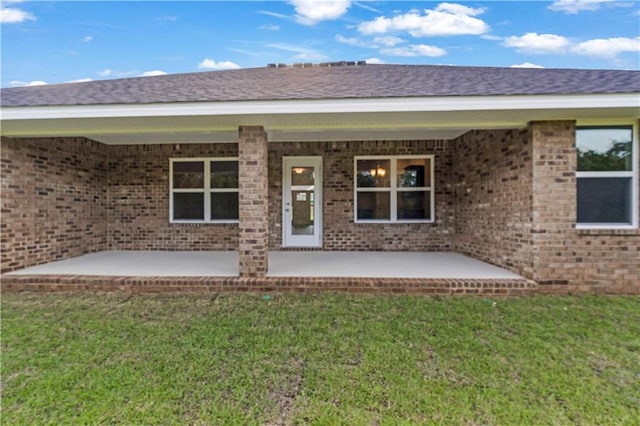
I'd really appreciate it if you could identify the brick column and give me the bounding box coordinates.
[529,120,576,284]
[238,126,269,277]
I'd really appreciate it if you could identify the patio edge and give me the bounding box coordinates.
[0,274,539,295]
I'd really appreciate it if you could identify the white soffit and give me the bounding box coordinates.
[2,93,639,120]
[1,93,638,144]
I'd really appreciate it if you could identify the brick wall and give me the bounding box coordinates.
[1,136,107,273]
[107,142,239,251]
[3,128,638,293]
[238,126,269,277]
[450,124,639,293]
[268,140,454,251]
[529,121,640,293]
[529,121,578,284]
[452,129,534,279]
[560,229,640,293]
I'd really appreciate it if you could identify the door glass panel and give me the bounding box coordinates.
[290,165,316,235]
[292,190,314,235]
[291,167,315,186]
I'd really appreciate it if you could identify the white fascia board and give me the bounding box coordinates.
[2,93,639,121]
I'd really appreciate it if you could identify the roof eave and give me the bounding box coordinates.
[2,93,639,121]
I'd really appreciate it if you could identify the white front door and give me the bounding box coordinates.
[283,156,322,248]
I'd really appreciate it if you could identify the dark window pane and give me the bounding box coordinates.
[356,159,391,188]
[577,178,631,224]
[577,128,632,172]
[397,159,430,187]
[211,161,238,188]
[211,192,239,220]
[398,191,430,220]
[173,193,204,220]
[173,161,204,188]
[356,191,390,220]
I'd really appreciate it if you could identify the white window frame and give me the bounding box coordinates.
[575,121,638,229]
[169,157,239,224]
[354,155,435,224]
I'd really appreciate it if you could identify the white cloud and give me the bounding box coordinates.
[373,36,404,47]
[227,48,262,57]
[354,1,381,13]
[380,44,447,57]
[97,69,170,79]
[572,36,640,58]
[138,70,168,77]
[83,36,93,42]
[481,34,503,41]
[290,0,351,25]
[97,68,137,78]
[365,57,385,64]
[10,80,47,87]
[505,32,640,60]
[198,59,241,70]
[266,43,328,61]
[503,32,571,54]
[358,3,488,37]
[66,78,93,83]
[0,6,36,23]
[259,23,280,31]
[548,0,612,14]
[257,10,290,20]
[510,62,545,68]
[335,35,406,49]
[335,34,374,48]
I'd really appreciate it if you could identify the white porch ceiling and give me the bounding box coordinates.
[2,94,638,144]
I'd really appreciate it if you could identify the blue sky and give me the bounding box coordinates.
[2,0,639,87]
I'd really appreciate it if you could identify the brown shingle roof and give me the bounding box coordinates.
[2,64,639,107]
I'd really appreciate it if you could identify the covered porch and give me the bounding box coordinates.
[5,67,630,292]
[6,250,522,279]
[2,251,535,295]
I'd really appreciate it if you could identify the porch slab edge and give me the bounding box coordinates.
[1,274,540,295]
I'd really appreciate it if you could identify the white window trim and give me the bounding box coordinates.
[169,157,239,224]
[575,121,638,230]
[354,155,435,224]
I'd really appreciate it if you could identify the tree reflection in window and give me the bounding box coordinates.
[210,161,239,188]
[577,128,632,172]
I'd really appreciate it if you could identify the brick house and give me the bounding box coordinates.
[1,63,639,293]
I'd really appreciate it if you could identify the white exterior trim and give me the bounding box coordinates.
[354,155,435,224]
[575,121,638,229]
[169,157,239,224]
[3,93,639,120]
[282,156,323,248]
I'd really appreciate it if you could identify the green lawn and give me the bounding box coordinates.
[2,293,639,425]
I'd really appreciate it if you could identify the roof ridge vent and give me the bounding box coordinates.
[267,61,366,69]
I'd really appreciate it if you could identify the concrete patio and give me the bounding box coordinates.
[7,250,522,279]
